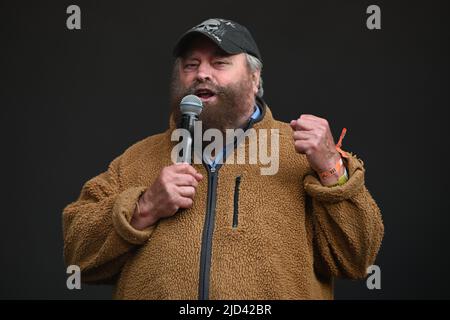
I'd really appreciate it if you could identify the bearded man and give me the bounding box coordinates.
[63,18,384,300]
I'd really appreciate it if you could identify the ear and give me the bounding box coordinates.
[251,70,261,95]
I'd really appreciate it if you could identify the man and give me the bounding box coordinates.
[63,18,384,299]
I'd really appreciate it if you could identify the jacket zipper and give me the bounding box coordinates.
[198,164,219,300]
[197,107,261,300]
[232,176,241,229]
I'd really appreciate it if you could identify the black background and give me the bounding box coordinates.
[1,0,449,299]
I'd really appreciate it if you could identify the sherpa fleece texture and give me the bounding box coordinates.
[63,105,384,300]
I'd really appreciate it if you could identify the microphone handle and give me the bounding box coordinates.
[181,114,196,133]
[177,134,192,164]
[178,114,197,163]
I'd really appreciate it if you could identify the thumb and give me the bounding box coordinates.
[290,120,297,130]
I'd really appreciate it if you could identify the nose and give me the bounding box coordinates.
[196,62,213,82]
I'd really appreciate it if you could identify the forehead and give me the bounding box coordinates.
[180,34,231,59]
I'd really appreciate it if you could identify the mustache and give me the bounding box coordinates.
[180,81,227,97]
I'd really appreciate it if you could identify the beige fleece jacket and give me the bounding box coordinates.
[63,104,384,299]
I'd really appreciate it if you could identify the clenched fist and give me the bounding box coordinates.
[131,163,203,230]
[290,115,344,185]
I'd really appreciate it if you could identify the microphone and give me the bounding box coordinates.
[177,94,203,163]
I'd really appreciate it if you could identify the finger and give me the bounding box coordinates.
[301,114,330,130]
[294,140,313,155]
[176,196,194,209]
[290,120,297,130]
[172,163,197,175]
[300,114,323,121]
[172,163,203,180]
[177,186,196,198]
[295,117,316,131]
[293,130,315,141]
[291,116,314,131]
[194,172,203,181]
[173,174,199,187]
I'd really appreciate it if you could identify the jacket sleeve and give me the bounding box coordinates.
[62,156,155,283]
[303,152,384,279]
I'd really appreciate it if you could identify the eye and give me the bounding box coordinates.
[214,60,230,68]
[184,63,198,70]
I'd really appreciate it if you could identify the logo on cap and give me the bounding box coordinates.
[192,18,236,43]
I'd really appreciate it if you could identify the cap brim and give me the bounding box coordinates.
[173,30,244,57]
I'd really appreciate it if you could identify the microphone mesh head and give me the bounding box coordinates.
[180,95,203,116]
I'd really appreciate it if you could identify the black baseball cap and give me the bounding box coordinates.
[173,18,262,61]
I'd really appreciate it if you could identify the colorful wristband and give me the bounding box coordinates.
[319,157,344,180]
[329,167,349,187]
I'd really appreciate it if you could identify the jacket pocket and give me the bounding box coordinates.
[232,175,241,229]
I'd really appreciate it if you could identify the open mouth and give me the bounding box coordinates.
[195,88,216,101]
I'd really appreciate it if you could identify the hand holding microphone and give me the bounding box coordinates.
[131,163,203,230]
[131,95,204,230]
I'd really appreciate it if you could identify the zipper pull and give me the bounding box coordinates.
[232,175,242,229]
[210,166,216,173]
